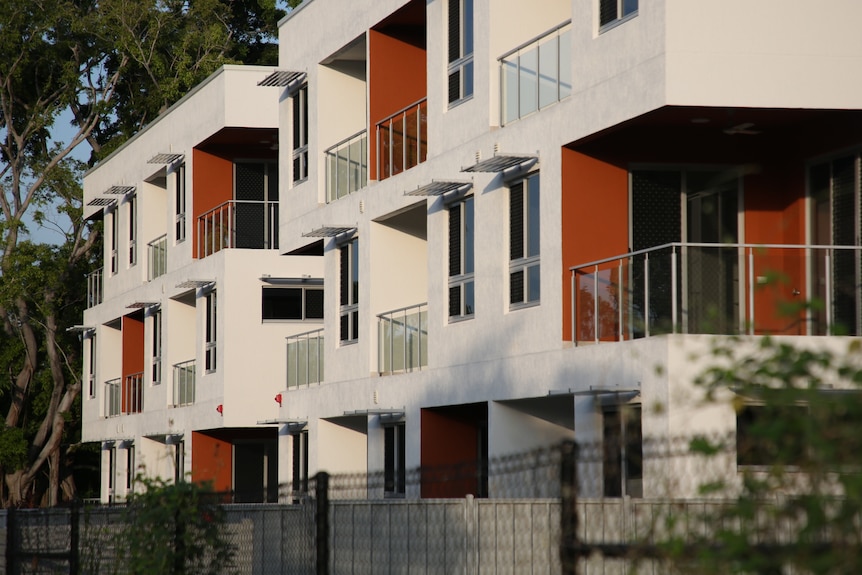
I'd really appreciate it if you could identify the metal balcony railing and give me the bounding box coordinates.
[500,21,571,125]
[123,372,144,414]
[147,234,167,280]
[378,303,428,375]
[197,200,278,258]
[173,359,196,407]
[105,378,121,418]
[376,98,427,181]
[570,243,862,344]
[86,268,103,308]
[326,130,367,203]
[286,329,324,390]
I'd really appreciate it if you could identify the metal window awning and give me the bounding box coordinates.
[342,408,405,419]
[260,275,324,286]
[404,180,472,198]
[302,226,356,238]
[175,279,215,289]
[258,70,306,87]
[551,387,641,405]
[462,154,537,173]
[104,185,136,195]
[147,153,184,164]
[126,301,160,309]
[66,325,95,333]
[87,197,117,207]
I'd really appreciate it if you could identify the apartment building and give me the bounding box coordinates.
[269,0,862,500]
[81,66,324,503]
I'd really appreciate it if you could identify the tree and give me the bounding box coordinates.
[665,336,862,573]
[0,0,292,507]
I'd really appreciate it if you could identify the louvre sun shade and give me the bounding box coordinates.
[302,226,356,238]
[147,153,184,164]
[104,185,136,195]
[258,70,306,87]
[462,154,537,173]
[87,197,117,207]
[404,180,472,197]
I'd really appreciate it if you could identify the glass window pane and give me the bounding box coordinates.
[464,198,474,274]
[519,48,538,118]
[263,288,303,320]
[502,59,519,123]
[528,264,541,303]
[538,37,559,109]
[465,280,475,315]
[510,270,524,304]
[305,289,324,319]
[463,0,473,55]
[559,30,572,99]
[528,174,541,257]
[463,60,474,99]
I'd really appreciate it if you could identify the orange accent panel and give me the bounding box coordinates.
[121,314,144,377]
[744,161,807,335]
[420,409,478,498]
[561,148,630,342]
[368,28,427,180]
[191,431,232,493]
[192,148,234,258]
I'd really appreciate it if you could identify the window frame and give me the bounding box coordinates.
[128,194,137,267]
[88,333,97,398]
[205,291,217,373]
[602,403,643,498]
[292,84,309,184]
[598,0,638,32]
[151,309,162,385]
[339,238,359,344]
[384,422,407,497]
[175,163,187,243]
[448,196,475,321]
[262,285,324,322]
[110,207,118,275]
[509,172,541,309]
[126,444,135,491]
[447,0,474,106]
[292,430,309,496]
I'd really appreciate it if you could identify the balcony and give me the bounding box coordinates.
[326,130,367,203]
[571,243,862,343]
[197,200,278,258]
[123,372,143,414]
[286,329,324,390]
[147,235,167,280]
[500,21,571,125]
[172,359,195,407]
[105,378,121,418]
[376,99,427,181]
[378,303,428,375]
[86,268,103,308]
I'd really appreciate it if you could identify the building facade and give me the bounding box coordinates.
[83,0,862,502]
[81,66,324,503]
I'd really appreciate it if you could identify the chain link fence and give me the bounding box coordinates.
[2,435,859,574]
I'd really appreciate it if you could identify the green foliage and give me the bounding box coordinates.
[669,337,862,573]
[122,478,236,575]
[0,427,28,470]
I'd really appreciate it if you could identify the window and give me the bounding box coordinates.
[205,291,217,372]
[175,164,186,242]
[292,84,309,184]
[262,287,324,321]
[449,196,475,319]
[510,173,540,307]
[128,194,137,266]
[339,238,359,343]
[110,208,118,275]
[174,440,185,483]
[448,0,474,105]
[152,310,162,385]
[88,333,96,398]
[126,444,135,490]
[292,431,309,495]
[108,445,116,500]
[599,0,638,29]
[603,404,642,497]
[384,423,406,496]
[737,404,808,467]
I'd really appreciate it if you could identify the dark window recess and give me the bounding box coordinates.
[509,181,524,260]
[737,404,808,467]
[384,424,406,495]
[262,288,324,320]
[603,405,643,497]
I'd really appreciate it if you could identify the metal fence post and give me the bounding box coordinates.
[70,501,80,575]
[315,471,330,575]
[560,440,578,575]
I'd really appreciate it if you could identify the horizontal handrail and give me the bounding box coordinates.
[570,242,862,272]
[375,97,427,128]
[377,301,429,319]
[324,129,368,155]
[498,19,572,61]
